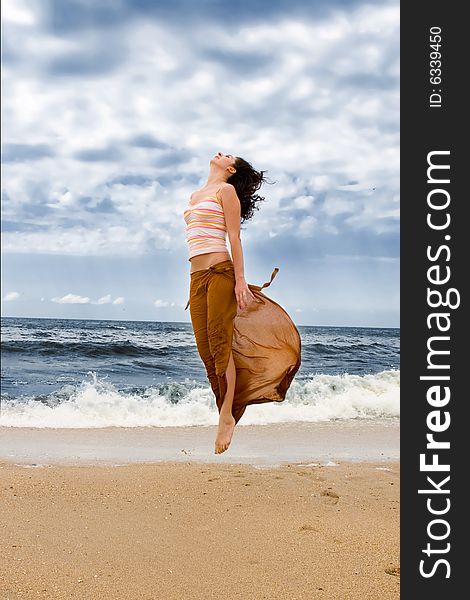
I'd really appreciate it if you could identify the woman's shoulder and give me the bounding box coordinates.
[217,182,236,199]
[219,182,236,193]
[215,183,237,208]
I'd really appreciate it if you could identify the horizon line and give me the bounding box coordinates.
[1,315,400,329]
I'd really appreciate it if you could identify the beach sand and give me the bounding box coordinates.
[0,422,399,599]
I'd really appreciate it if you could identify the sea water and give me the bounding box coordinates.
[0,317,399,428]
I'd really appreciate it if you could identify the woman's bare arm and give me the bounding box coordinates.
[219,183,244,280]
[219,183,255,310]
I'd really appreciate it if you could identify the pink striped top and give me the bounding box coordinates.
[183,190,229,260]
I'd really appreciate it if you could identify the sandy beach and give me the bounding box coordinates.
[0,421,399,599]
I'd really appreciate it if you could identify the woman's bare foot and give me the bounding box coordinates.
[214,414,236,454]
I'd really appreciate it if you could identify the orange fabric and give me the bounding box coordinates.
[187,259,301,424]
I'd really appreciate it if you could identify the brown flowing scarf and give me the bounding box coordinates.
[186,264,301,424]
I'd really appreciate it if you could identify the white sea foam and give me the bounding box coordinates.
[0,369,399,428]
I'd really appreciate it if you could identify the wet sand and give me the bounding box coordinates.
[0,419,399,466]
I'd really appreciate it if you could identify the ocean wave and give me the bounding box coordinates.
[0,340,191,358]
[302,341,398,355]
[0,369,399,428]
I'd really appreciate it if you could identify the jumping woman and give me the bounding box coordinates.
[183,152,301,455]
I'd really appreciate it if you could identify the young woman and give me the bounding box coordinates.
[183,152,301,455]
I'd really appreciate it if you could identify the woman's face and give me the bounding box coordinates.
[212,152,236,172]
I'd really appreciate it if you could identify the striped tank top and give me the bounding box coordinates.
[183,189,228,260]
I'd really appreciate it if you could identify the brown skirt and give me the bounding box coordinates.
[185,259,301,425]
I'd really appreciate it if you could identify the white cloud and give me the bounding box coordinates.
[51,293,90,304]
[154,299,170,308]
[2,0,37,26]
[291,195,315,210]
[154,299,177,308]
[46,189,75,209]
[2,291,20,301]
[153,298,177,308]
[322,196,355,217]
[93,294,112,305]
[84,294,126,305]
[1,226,153,256]
[296,215,317,238]
[50,293,125,305]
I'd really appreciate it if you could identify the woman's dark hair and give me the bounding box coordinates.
[227,157,274,224]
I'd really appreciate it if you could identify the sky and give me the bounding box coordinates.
[1,0,400,327]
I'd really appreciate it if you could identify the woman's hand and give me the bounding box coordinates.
[235,277,256,311]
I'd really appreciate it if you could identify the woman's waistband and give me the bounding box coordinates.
[190,259,234,277]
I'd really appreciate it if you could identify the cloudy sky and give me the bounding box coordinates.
[1,0,399,327]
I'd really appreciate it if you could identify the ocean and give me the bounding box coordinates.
[0,317,399,428]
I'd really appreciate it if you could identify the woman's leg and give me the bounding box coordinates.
[189,270,236,453]
[219,348,236,419]
[189,276,222,404]
[206,269,238,453]
[214,350,236,454]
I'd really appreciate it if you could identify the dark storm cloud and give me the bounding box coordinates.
[2,143,56,163]
[41,0,127,33]
[108,175,156,187]
[199,47,275,76]
[1,38,17,65]
[107,173,186,187]
[45,46,127,77]
[18,202,55,219]
[152,150,189,168]
[128,134,171,149]
[155,173,192,186]
[56,217,96,229]
[1,220,50,233]
[83,198,118,214]
[77,196,94,207]
[41,0,368,34]
[218,88,336,127]
[78,196,119,213]
[336,72,399,92]
[73,146,123,162]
